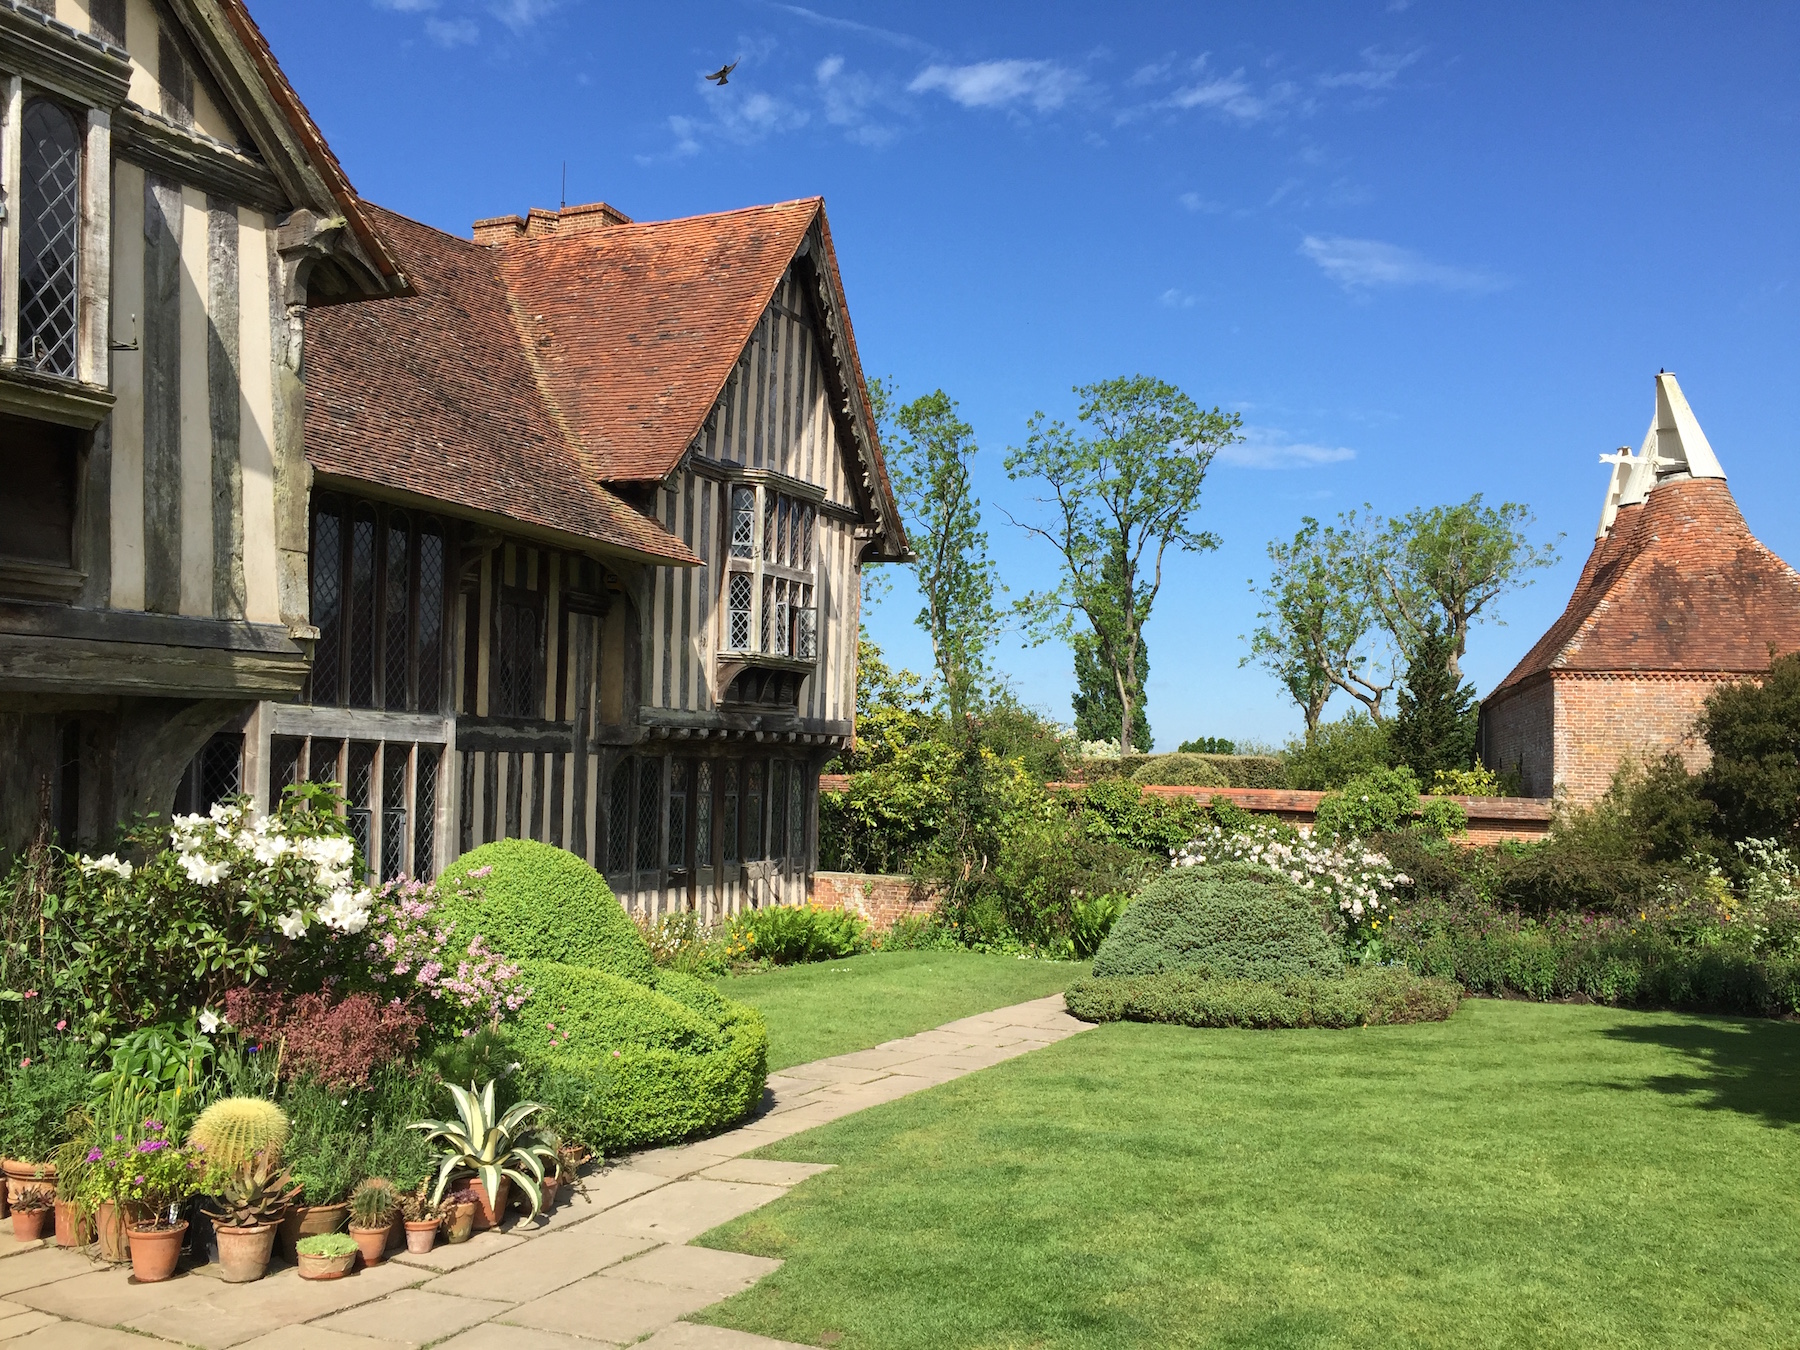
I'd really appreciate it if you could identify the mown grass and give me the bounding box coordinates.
[713,950,1081,1071]
[695,998,1800,1349]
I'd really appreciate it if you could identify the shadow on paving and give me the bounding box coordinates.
[1600,1015,1800,1128]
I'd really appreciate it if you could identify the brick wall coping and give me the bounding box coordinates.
[819,774,1552,825]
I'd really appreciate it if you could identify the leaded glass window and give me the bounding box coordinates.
[728,573,753,650]
[607,758,633,873]
[347,507,377,708]
[745,761,765,861]
[416,524,445,713]
[730,487,755,558]
[796,604,817,659]
[636,758,662,872]
[381,747,408,882]
[310,504,343,704]
[769,760,788,863]
[18,99,81,378]
[413,749,438,876]
[383,514,411,710]
[347,742,376,875]
[788,765,805,858]
[695,762,713,866]
[721,762,740,864]
[668,760,688,870]
[495,588,544,719]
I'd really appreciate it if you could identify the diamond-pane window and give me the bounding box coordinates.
[607,758,632,873]
[636,758,662,872]
[310,503,343,704]
[762,491,776,562]
[414,748,438,877]
[384,517,411,710]
[668,761,688,869]
[348,509,377,707]
[745,761,765,861]
[347,742,376,876]
[789,765,805,858]
[381,747,408,882]
[728,573,752,650]
[695,762,713,865]
[730,487,755,558]
[769,760,787,862]
[19,99,81,378]
[417,525,445,713]
[796,604,817,659]
[721,762,740,864]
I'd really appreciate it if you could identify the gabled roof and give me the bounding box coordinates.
[481,197,905,557]
[171,0,405,299]
[304,206,696,565]
[1489,377,1800,699]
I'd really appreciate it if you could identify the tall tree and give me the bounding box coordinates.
[1244,515,1394,728]
[1362,495,1561,678]
[1072,628,1151,751]
[877,385,1000,719]
[1005,375,1239,752]
[1388,625,1478,780]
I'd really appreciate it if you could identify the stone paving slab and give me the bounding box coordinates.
[0,1238,46,1264]
[0,991,1089,1350]
[312,1288,513,1346]
[422,1228,657,1304]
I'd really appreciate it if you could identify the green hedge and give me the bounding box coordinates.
[1399,929,1800,1017]
[438,840,654,983]
[1123,754,1289,790]
[511,961,724,1061]
[1091,865,1341,982]
[1065,967,1461,1029]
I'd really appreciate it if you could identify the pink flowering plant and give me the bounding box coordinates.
[78,1119,205,1229]
[363,874,531,1037]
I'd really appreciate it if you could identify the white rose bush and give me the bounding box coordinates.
[1174,817,1410,960]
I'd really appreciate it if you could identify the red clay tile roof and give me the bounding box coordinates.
[489,198,905,554]
[304,205,696,564]
[1488,478,1800,699]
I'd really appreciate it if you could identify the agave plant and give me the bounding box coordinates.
[411,1080,556,1220]
[201,1150,299,1229]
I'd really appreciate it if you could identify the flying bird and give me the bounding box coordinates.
[705,61,738,86]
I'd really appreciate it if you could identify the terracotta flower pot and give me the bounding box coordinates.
[3,1160,54,1211]
[403,1219,439,1255]
[94,1200,131,1262]
[445,1203,475,1245]
[469,1177,509,1231]
[54,1200,91,1248]
[347,1225,390,1268]
[214,1223,278,1283]
[127,1220,187,1283]
[10,1206,48,1242]
[277,1202,348,1263]
[540,1175,560,1214]
[295,1247,356,1281]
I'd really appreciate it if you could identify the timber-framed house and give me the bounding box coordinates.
[254,198,906,918]
[0,0,405,855]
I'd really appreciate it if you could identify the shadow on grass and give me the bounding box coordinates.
[1601,1016,1800,1128]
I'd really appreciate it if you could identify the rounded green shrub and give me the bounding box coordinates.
[437,840,654,983]
[511,963,768,1153]
[1129,754,1231,789]
[1091,865,1342,982]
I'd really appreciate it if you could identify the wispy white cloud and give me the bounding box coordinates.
[376,0,437,12]
[1299,235,1506,293]
[908,59,1082,113]
[1159,288,1197,308]
[425,16,478,45]
[769,3,931,53]
[1316,47,1423,91]
[1178,191,1223,213]
[816,55,902,145]
[488,0,557,31]
[1221,426,1357,469]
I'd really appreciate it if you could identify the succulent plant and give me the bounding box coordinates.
[348,1177,400,1229]
[201,1150,299,1229]
[411,1079,555,1221]
[188,1097,289,1170]
[296,1232,358,1258]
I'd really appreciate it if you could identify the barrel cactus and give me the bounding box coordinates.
[188,1097,290,1170]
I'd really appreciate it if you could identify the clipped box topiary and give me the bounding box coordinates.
[437,839,655,983]
[1129,754,1232,789]
[1090,864,1342,982]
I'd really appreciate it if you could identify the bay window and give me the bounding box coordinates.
[719,480,817,660]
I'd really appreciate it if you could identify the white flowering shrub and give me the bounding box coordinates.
[51,785,371,1044]
[1174,817,1411,956]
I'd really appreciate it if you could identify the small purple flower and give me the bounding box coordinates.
[85,1147,102,1163]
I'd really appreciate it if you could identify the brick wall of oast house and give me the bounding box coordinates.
[1482,678,1557,799]
[815,777,1553,848]
[1549,672,1724,806]
[809,872,944,930]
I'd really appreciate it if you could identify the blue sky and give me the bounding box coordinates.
[265,2,1800,749]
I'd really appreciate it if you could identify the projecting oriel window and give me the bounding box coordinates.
[720,483,817,661]
[18,98,81,378]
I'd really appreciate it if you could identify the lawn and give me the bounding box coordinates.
[695,998,1800,1349]
[714,950,1082,1071]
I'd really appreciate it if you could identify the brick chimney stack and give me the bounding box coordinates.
[472,201,634,247]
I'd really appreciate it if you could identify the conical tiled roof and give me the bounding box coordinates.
[1490,375,1800,696]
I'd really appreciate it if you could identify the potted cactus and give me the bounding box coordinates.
[294,1231,358,1280]
[411,1080,555,1231]
[399,1180,442,1255]
[346,1179,400,1267]
[201,1152,298,1282]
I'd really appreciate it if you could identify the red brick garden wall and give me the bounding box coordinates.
[809,872,943,931]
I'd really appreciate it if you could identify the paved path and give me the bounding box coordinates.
[0,994,1090,1349]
